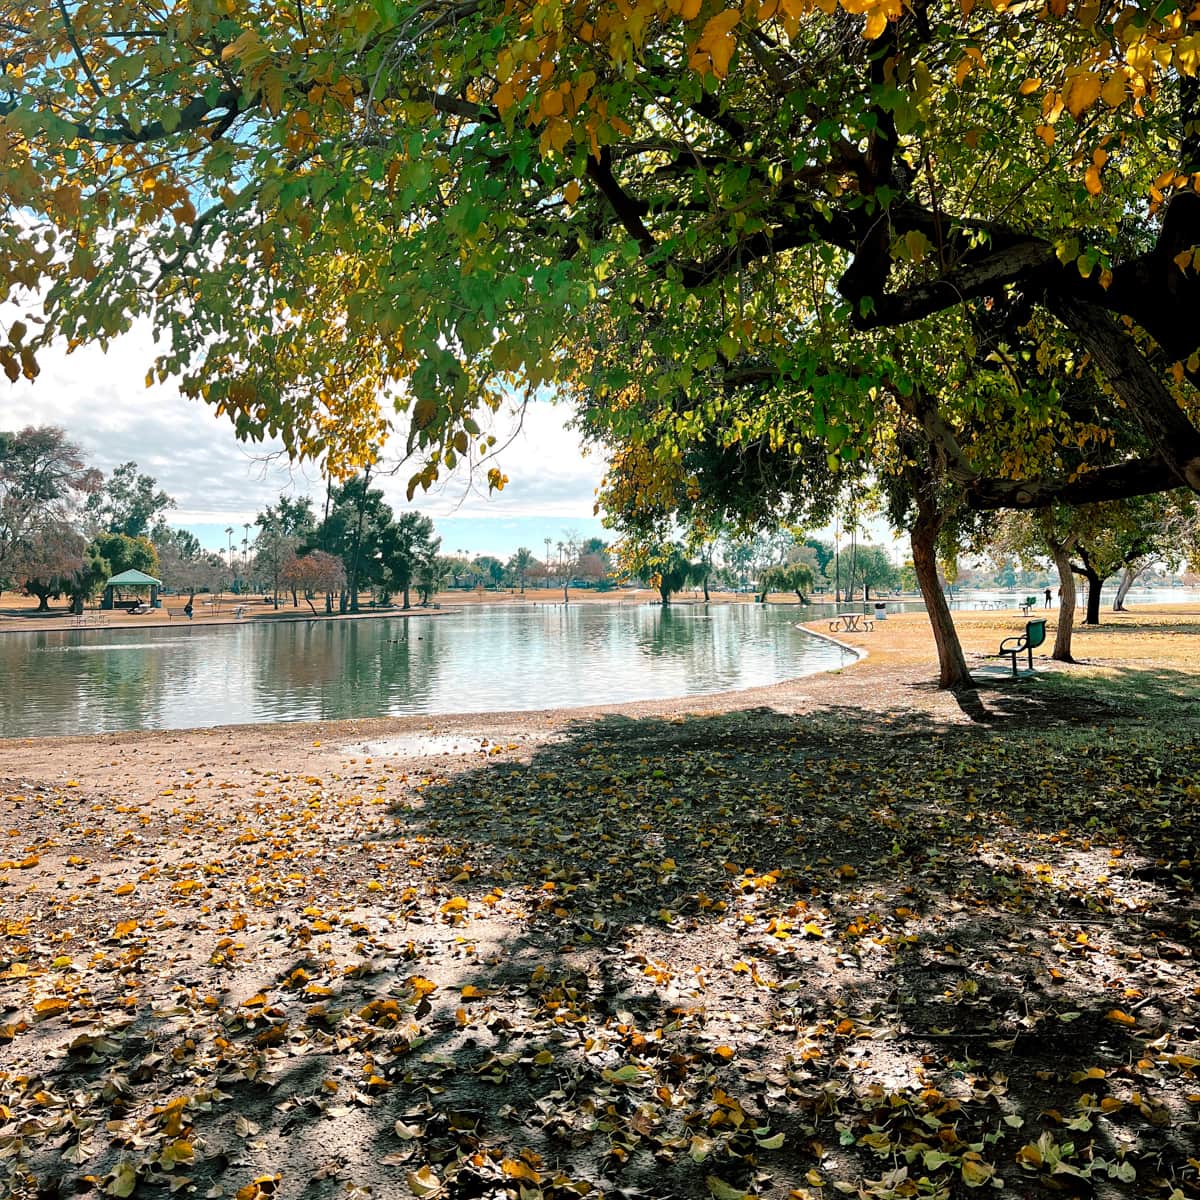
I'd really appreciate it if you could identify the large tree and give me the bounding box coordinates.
[92,532,158,581]
[0,426,98,590]
[382,511,441,609]
[18,519,85,610]
[5,5,1200,493]
[85,461,175,539]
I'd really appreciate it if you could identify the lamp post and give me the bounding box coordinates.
[833,514,841,605]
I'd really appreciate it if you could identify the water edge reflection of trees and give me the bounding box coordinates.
[252,618,442,722]
[0,605,854,737]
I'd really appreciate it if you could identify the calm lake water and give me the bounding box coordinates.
[0,603,855,738]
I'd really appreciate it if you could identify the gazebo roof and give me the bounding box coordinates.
[106,569,162,586]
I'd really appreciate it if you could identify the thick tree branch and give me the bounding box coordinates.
[1046,295,1200,494]
[854,239,1054,328]
[0,87,244,144]
[891,379,1185,509]
[966,457,1183,509]
[584,149,656,257]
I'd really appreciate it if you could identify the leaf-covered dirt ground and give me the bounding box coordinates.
[1,609,1198,1200]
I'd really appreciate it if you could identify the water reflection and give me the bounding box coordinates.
[0,603,853,738]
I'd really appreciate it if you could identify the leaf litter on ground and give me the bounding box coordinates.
[0,684,1198,1200]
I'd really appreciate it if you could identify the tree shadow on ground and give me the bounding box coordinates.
[5,670,1198,1200]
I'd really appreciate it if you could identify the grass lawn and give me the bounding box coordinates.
[1,608,1197,1200]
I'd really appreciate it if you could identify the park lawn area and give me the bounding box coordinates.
[0,608,1198,1200]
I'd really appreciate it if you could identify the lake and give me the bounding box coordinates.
[0,602,855,738]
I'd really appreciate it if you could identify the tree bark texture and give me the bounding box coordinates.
[1113,565,1139,611]
[1050,548,1077,661]
[910,511,972,689]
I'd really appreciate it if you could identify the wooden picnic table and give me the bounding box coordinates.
[829,611,874,633]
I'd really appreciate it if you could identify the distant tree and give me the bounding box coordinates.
[155,527,202,562]
[804,538,835,579]
[271,494,317,538]
[759,562,814,604]
[382,512,440,609]
[20,520,86,610]
[474,554,506,589]
[854,546,899,602]
[254,525,299,608]
[281,551,346,614]
[508,547,534,593]
[86,461,175,539]
[0,426,99,592]
[313,473,398,611]
[719,536,757,589]
[576,550,610,589]
[90,532,157,579]
[654,547,693,608]
[67,543,112,614]
[173,551,228,609]
[416,555,449,605]
[439,554,475,588]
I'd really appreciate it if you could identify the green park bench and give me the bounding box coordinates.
[1019,594,1039,615]
[996,618,1048,676]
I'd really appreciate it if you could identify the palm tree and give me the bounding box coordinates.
[510,547,533,593]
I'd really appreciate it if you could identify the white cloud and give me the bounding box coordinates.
[0,321,605,527]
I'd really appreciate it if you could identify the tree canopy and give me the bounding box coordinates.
[5,2,1200,513]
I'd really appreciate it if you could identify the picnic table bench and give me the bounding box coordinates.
[996,618,1048,675]
[829,611,874,633]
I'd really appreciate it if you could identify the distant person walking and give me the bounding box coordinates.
[184,601,193,620]
[1044,587,1053,608]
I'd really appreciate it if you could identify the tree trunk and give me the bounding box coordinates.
[1072,558,1103,625]
[1085,571,1102,624]
[660,584,671,607]
[794,591,809,604]
[403,584,411,610]
[910,512,973,690]
[1048,543,1077,662]
[1113,565,1138,611]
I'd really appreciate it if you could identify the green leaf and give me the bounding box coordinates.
[706,1176,750,1200]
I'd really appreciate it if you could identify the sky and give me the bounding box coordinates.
[3,316,905,564]
[2,319,609,561]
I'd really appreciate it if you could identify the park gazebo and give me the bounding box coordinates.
[101,569,163,610]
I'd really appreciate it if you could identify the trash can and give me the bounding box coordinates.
[873,601,887,621]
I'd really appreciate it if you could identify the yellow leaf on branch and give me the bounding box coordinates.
[1063,71,1101,119]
